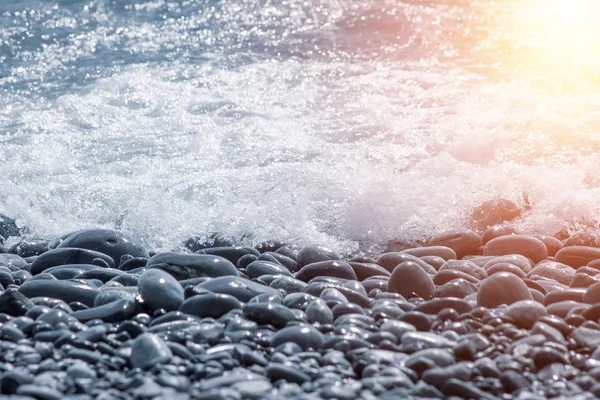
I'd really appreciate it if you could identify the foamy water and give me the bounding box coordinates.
[2,0,600,253]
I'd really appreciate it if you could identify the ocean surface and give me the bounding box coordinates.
[1,0,600,253]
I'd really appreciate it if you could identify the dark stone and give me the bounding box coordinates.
[246,261,292,279]
[555,246,600,269]
[433,279,477,299]
[477,272,533,308]
[196,246,260,266]
[501,370,530,393]
[0,287,35,316]
[388,262,435,300]
[349,262,390,280]
[426,229,483,259]
[138,269,184,312]
[376,253,435,274]
[57,229,148,266]
[182,234,233,252]
[471,198,522,231]
[146,253,238,280]
[270,324,324,350]
[70,299,137,323]
[504,300,548,329]
[19,280,99,307]
[414,298,472,315]
[243,302,296,328]
[31,248,115,275]
[197,276,280,302]
[178,293,241,318]
[295,261,357,282]
[266,363,310,384]
[297,245,340,267]
[0,213,19,239]
[74,268,125,282]
[130,332,173,370]
[483,235,547,263]
[527,261,575,285]
[439,260,488,280]
[119,257,148,271]
[258,252,298,273]
[433,270,480,285]
[8,237,49,257]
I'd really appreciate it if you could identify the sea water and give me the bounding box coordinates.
[2,0,600,253]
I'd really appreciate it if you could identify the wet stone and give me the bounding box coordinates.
[31,248,115,275]
[270,324,324,350]
[197,276,280,302]
[477,272,533,308]
[138,269,184,312]
[146,252,238,280]
[426,229,483,259]
[196,246,260,266]
[243,302,296,328]
[179,293,242,318]
[295,260,357,282]
[0,287,34,316]
[388,262,435,300]
[483,235,548,264]
[19,280,99,307]
[297,245,341,267]
[504,300,548,329]
[245,261,292,279]
[130,332,173,370]
[305,299,333,324]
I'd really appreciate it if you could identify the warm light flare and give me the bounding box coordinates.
[505,0,600,89]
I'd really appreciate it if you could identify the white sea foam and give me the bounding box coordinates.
[1,0,600,253]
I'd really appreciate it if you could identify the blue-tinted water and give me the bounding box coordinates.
[2,0,600,252]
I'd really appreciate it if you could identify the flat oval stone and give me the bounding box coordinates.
[266,363,310,384]
[130,332,173,370]
[295,260,357,282]
[426,229,483,259]
[258,252,298,273]
[8,237,49,258]
[246,261,292,279]
[93,288,136,307]
[433,270,480,285]
[433,279,477,299]
[477,272,532,308]
[555,246,600,269]
[504,299,547,329]
[70,298,137,323]
[419,256,445,271]
[303,282,372,308]
[471,198,521,231]
[0,287,34,316]
[19,280,99,307]
[401,246,457,261]
[414,298,472,315]
[243,302,296,328]
[583,282,600,304]
[376,253,435,274]
[31,248,115,275]
[402,331,456,350]
[196,246,260,265]
[526,261,575,286]
[484,235,547,264]
[388,262,435,300]
[545,288,586,306]
[534,235,563,257]
[74,268,125,282]
[146,253,238,280]
[305,299,333,324]
[197,276,280,302]
[0,254,28,269]
[138,269,184,312]
[297,245,341,267]
[349,262,390,280]
[438,260,488,280]
[57,229,148,266]
[179,292,241,318]
[564,232,600,247]
[270,324,324,350]
[546,300,588,318]
[483,255,532,274]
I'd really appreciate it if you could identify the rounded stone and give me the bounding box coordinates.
[305,299,333,324]
[130,332,173,370]
[297,245,341,267]
[31,248,115,275]
[138,269,184,312]
[583,282,600,304]
[534,235,563,257]
[295,261,357,282]
[146,252,238,280]
[57,229,148,266]
[526,261,575,286]
[178,293,241,318]
[471,198,521,231]
[433,279,477,299]
[426,229,483,259]
[555,246,600,269]
[270,324,325,350]
[504,300,548,329]
[483,254,532,274]
[388,262,435,300]
[243,302,296,328]
[18,280,99,307]
[246,261,293,279]
[438,260,488,281]
[483,235,548,264]
[400,246,457,261]
[477,272,533,308]
[482,225,516,244]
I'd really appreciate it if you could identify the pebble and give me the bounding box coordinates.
[19,280,99,307]
[439,260,488,280]
[376,253,436,274]
[130,332,173,370]
[31,248,115,275]
[483,235,548,263]
[196,246,260,265]
[555,246,600,269]
[477,272,533,308]
[57,229,148,266]
[426,229,483,259]
[504,300,548,329]
[297,245,341,266]
[138,269,184,311]
[400,246,457,260]
[388,262,435,300]
[146,252,238,280]
[179,293,242,318]
[243,302,296,328]
[245,260,293,279]
[305,299,333,324]
[197,276,280,302]
[270,324,324,350]
[295,260,357,282]
[526,261,575,285]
